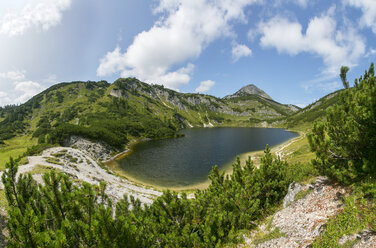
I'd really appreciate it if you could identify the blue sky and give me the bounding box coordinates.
[0,0,375,107]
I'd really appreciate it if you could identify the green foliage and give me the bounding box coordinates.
[284,162,318,183]
[49,123,128,149]
[45,157,63,165]
[340,66,350,89]
[0,105,28,142]
[252,227,285,245]
[285,90,342,129]
[294,188,312,202]
[24,143,55,157]
[308,63,376,184]
[3,146,297,247]
[228,94,295,117]
[23,78,185,150]
[0,75,302,152]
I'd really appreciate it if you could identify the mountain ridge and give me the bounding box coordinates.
[224,83,273,100]
[0,77,300,149]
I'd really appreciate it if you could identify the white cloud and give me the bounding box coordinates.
[302,80,341,93]
[0,70,46,106]
[259,17,305,55]
[0,0,72,36]
[14,80,45,103]
[43,74,58,84]
[365,48,376,57]
[195,80,215,93]
[295,103,308,108]
[345,0,376,34]
[97,46,125,77]
[232,43,252,62]
[0,70,26,81]
[258,8,365,76]
[291,0,308,8]
[97,0,261,90]
[0,91,11,106]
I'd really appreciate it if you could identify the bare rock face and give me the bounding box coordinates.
[64,136,115,161]
[240,176,348,248]
[224,84,272,100]
[339,229,376,248]
[109,89,124,98]
[286,104,300,112]
[259,177,345,247]
[283,182,302,208]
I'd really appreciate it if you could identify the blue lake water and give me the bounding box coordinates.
[117,128,298,187]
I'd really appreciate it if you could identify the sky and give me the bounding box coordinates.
[0,0,375,107]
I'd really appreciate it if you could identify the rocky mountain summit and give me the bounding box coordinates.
[224,84,273,100]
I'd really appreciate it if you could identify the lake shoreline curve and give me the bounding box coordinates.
[104,127,303,192]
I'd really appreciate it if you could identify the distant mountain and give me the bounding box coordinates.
[224,84,272,100]
[0,78,300,149]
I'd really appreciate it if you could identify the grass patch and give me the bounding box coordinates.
[0,190,7,209]
[68,163,79,171]
[18,156,29,165]
[280,134,316,165]
[51,152,66,157]
[44,157,63,165]
[26,164,60,175]
[294,188,313,202]
[312,190,376,247]
[0,135,37,170]
[342,239,359,248]
[69,157,78,163]
[253,227,286,245]
[252,217,286,246]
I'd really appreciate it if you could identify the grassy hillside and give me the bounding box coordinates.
[1,76,349,174]
[241,90,346,167]
[284,90,343,131]
[0,77,300,166]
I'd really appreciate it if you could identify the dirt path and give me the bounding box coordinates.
[274,132,305,159]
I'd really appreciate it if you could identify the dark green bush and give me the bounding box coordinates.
[3,145,301,247]
[308,63,376,184]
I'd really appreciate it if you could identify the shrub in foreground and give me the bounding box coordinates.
[308,63,376,184]
[1,145,306,247]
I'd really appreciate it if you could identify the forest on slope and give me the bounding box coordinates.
[0,77,299,168]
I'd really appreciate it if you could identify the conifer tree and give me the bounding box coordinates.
[3,145,299,247]
[340,66,350,89]
[308,63,376,184]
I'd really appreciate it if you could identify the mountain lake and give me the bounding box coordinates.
[117,128,298,188]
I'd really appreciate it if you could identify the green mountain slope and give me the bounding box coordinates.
[0,78,299,152]
[284,90,343,130]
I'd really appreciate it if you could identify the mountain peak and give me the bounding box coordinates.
[224,84,272,100]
